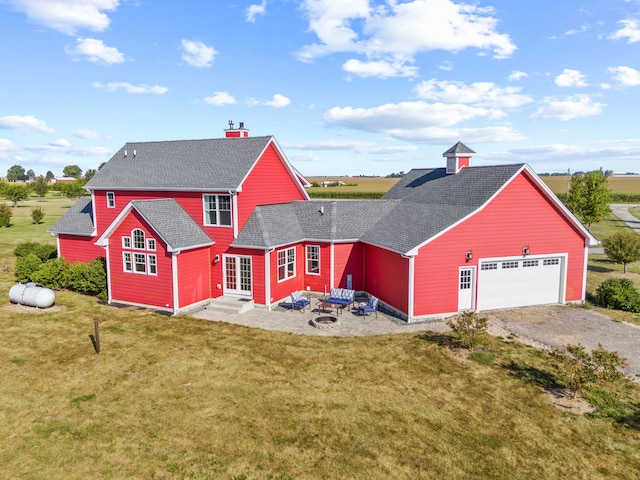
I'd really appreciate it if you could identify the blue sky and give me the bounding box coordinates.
[1,0,640,178]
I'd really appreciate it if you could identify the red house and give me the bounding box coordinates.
[50,125,597,322]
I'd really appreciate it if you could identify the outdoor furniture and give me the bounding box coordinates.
[317,299,341,316]
[324,288,355,310]
[290,290,310,312]
[358,295,379,317]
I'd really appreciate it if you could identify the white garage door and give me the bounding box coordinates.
[476,257,564,311]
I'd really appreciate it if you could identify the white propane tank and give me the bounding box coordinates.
[9,283,55,308]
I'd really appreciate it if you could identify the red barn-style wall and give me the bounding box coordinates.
[57,235,103,264]
[177,248,211,309]
[363,244,409,314]
[333,243,364,291]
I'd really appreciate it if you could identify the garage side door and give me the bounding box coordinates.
[477,257,563,311]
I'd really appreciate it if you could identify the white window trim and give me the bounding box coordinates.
[305,245,320,275]
[132,229,145,250]
[122,236,131,248]
[203,193,233,227]
[133,253,146,274]
[123,252,132,272]
[107,192,115,208]
[146,238,156,251]
[148,254,157,276]
[277,247,296,282]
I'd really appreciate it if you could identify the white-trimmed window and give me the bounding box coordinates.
[277,247,296,281]
[123,252,132,272]
[148,255,157,275]
[203,194,232,226]
[122,237,131,248]
[502,261,519,269]
[146,238,156,251]
[134,253,146,273]
[107,192,115,208]
[133,229,145,249]
[543,258,560,266]
[306,245,320,275]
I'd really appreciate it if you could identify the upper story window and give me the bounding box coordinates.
[203,194,232,226]
[277,247,296,282]
[133,229,145,249]
[306,245,320,275]
[107,192,115,208]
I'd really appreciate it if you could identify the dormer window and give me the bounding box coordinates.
[203,194,232,226]
[107,192,115,208]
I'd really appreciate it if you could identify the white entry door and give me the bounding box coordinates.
[224,255,252,297]
[458,267,476,311]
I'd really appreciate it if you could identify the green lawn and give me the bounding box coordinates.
[0,193,639,478]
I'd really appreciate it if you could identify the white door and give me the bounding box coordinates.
[458,267,476,311]
[477,257,563,311]
[224,256,252,297]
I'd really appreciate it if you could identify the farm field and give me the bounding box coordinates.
[0,192,639,478]
[307,175,640,196]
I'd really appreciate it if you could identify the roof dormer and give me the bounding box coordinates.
[224,120,249,138]
[443,141,475,174]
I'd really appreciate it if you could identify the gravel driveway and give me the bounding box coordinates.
[487,305,640,381]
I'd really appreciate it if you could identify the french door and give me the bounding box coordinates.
[224,255,252,297]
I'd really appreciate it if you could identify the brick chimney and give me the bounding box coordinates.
[224,120,249,138]
[443,141,475,174]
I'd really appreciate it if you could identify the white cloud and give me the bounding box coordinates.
[74,128,100,139]
[6,0,119,35]
[92,82,168,94]
[555,69,588,87]
[531,94,604,121]
[415,79,533,109]
[607,66,640,87]
[251,94,291,108]
[66,37,124,64]
[246,0,267,23]
[0,139,17,152]
[508,70,528,81]
[284,140,418,155]
[26,140,112,156]
[609,19,640,44]
[0,114,54,133]
[343,58,418,78]
[181,39,216,68]
[50,138,70,147]
[297,0,516,74]
[203,91,237,106]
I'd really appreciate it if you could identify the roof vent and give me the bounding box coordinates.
[443,141,475,174]
[224,120,250,138]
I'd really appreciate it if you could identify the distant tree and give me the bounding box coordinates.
[63,164,83,179]
[59,180,87,200]
[30,206,45,224]
[83,168,97,182]
[45,170,54,180]
[386,171,405,178]
[565,169,610,230]
[0,204,11,227]
[7,164,25,181]
[602,231,640,273]
[31,176,49,198]
[98,161,107,170]
[26,169,35,180]
[2,183,31,207]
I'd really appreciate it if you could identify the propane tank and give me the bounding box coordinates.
[9,283,55,308]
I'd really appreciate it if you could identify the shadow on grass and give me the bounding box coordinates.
[417,332,455,348]
[501,360,562,389]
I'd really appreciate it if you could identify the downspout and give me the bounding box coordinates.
[582,241,589,303]
[403,254,415,322]
[265,248,273,310]
[172,251,180,315]
[103,243,112,304]
[330,243,335,290]
[231,192,239,239]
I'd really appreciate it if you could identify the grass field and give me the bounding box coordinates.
[1,192,640,478]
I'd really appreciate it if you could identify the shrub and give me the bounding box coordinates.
[30,206,46,224]
[67,258,107,295]
[447,310,489,350]
[14,254,43,283]
[0,204,11,227]
[594,278,640,313]
[14,242,57,261]
[32,257,71,290]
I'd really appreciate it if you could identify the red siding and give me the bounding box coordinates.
[269,243,305,302]
[226,247,266,303]
[109,211,174,309]
[363,244,409,314]
[333,243,364,290]
[302,242,332,295]
[413,171,587,316]
[177,248,211,308]
[58,235,103,263]
[237,144,307,230]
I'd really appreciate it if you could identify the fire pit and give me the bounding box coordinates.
[310,315,340,329]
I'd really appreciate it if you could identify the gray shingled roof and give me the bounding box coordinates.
[234,164,525,253]
[130,199,213,251]
[49,197,94,235]
[86,136,274,190]
[443,141,475,155]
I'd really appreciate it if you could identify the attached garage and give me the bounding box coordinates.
[476,255,566,311]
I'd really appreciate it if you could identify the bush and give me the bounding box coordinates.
[594,278,640,313]
[14,254,43,283]
[14,242,57,261]
[66,258,107,295]
[30,206,45,224]
[0,204,11,227]
[447,310,489,350]
[32,257,71,290]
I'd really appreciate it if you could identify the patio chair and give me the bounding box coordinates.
[290,290,310,312]
[358,295,379,317]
